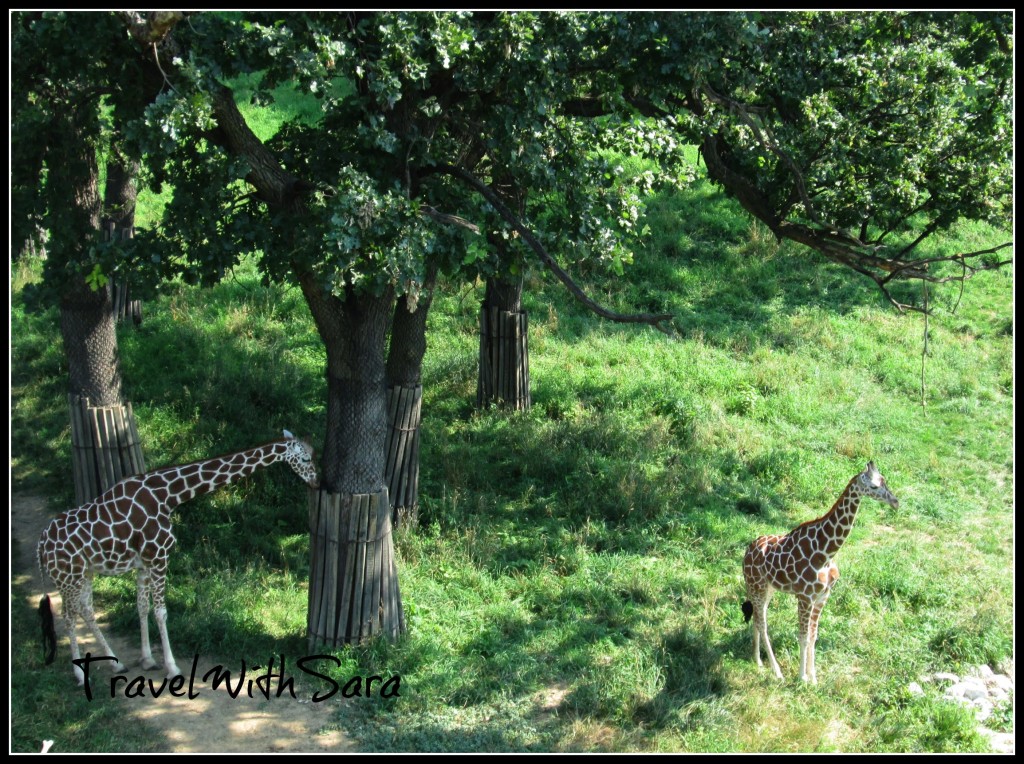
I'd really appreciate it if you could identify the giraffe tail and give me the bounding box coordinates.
[39,595,57,665]
[741,600,753,624]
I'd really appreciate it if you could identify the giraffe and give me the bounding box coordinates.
[741,461,899,683]
[37,430,319,685]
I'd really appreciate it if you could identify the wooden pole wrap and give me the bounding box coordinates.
[103,220,142,325]
[68,393,146,504]
[384,383,423,529]
[477,306,531,410]
[307,486,405,649]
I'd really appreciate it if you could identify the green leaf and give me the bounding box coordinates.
[84,263,108,292]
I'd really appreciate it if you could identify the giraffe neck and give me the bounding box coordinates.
[811,476,864,556]
[149,440,289,510]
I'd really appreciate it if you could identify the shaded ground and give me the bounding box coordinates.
[12,493,356,753]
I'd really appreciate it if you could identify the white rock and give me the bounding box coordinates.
[989,688,1009,703]
[932,666,1014,753]
[995,658,1014,678]
[945,683,968,700]
[918,674,934,684]
[979,728,1015,754]
[908,682,925,696]
[963,684,989,701]
[991,674,1014,692]
[972,697,993,722]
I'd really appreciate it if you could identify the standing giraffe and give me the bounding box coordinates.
[741,461,899,683]
[37,430,319,685]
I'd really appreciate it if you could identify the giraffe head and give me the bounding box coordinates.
[282,430,320,489]
[857,461,899,509]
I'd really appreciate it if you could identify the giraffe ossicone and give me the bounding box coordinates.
[38,430,319,685]
[741,461,899,683]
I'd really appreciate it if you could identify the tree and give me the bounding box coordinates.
[111,11,678,645]
[11,12,158,502]
[591,11,1013,309]
[104,152,144,325]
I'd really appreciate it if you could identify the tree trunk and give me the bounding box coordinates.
[62,277,146,502]
[306,487,405,646]
[68,393,146,505]
[300,276,405,646]
[104,154,143,325]
[203,83,405,645]
[384,267,437,529]
[53,123,145,501]
[59,279,123,407]
[478,272,531,410]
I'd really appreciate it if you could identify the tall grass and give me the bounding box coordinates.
[11,150,1012,750]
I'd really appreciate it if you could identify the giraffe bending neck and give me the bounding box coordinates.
[148,440,298,511]
[38,430,319,685]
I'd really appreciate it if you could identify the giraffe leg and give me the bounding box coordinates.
[797,596,812,682]
[807,609,819,685]
[752,616,762,668]
[79,579,127,674]
[748,591,764,668]
[807,591,832,685]
[60,589,86,686]
[149,568,182,678]
[136,569,158,670]
[754,593,783,679]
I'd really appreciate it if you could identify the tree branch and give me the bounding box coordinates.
[433,164,675,334]
[700,130,1012,310]
[881,243,1014,285]
[120,11,186,45]
[297,269,346,347]
[701,134,780,229]
[209,86,313,210]
[702,84,823,230]
[420,205,481,234]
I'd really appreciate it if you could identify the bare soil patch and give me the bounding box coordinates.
[12,493,356,753]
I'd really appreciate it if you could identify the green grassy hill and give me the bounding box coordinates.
[11,168,1012,751]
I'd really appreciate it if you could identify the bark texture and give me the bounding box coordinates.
[54,124,124,407]
[300,276,394,497]
[104,153,143,324]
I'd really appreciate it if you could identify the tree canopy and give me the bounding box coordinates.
[13,11,1012,318]
[569,12,1013,309]
[120,12,667,324]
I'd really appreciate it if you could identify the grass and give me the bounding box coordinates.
[10,160,1013,750]
[10,608,163,753]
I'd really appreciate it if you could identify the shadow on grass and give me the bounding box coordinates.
[536,184,921,351]
[631,626,730,727]
[117,289,325,470]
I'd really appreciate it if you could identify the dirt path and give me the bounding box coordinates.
[12,493,356,753]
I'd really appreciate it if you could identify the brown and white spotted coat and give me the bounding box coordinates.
[38,431,319,684]
[742,461,899,683]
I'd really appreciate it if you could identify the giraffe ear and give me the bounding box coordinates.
[283,430,294,440]
[866,461,875,472]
